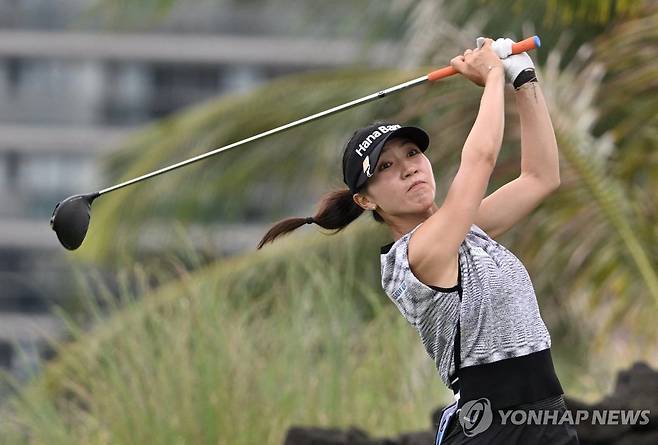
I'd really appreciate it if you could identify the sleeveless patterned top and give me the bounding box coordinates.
[380,222,552,389]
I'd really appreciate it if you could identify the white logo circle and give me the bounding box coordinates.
[459,398,493,437]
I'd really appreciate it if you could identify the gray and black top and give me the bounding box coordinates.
[380,222,563,410]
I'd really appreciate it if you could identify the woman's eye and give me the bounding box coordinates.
[379,150,417,171]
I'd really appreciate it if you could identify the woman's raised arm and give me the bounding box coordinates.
[515,82,560,185]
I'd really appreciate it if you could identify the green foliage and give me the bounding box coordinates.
[1,222,452,444]
[515,5,658,339]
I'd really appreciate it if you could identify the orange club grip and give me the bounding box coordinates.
[427,35,541,82]
[512,35,541,54]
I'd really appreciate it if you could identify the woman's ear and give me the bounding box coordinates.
[353,192,376,211]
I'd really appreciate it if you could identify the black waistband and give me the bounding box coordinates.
[452,348,564,410]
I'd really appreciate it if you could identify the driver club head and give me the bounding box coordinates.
[50,192,100,250]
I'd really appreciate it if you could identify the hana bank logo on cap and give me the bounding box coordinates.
[362,156,372,177]
[354,124,402,157]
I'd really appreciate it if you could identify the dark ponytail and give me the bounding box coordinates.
[258,119,391,249]
[256,186,384,249]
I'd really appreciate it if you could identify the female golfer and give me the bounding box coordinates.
[257,38,579,444]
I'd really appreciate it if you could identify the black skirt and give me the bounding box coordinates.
[436,394,580,444]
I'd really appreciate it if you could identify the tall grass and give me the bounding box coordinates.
[0,244,449,444]
[1,219,652,444]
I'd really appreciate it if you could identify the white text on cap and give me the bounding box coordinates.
[355,124,402,157]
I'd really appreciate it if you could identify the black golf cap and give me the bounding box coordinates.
[342,122,430,195]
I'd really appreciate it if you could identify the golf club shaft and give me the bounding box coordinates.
[99,75,429,195]
[98,35,540,196]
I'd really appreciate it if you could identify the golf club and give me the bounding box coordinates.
[50,36,541,250]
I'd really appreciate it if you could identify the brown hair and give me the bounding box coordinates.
[256,122,387,249]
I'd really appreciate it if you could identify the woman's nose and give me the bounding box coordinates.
[403,163,418,177]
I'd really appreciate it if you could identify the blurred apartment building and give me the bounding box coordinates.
[0,0,389,382]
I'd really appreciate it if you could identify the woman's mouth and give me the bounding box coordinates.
[408,181,426,191]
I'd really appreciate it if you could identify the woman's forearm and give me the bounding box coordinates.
[463,67,506,164]
[515,82,560,186]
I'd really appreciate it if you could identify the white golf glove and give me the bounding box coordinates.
[476,37,536,87]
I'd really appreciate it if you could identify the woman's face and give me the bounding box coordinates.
[355,137,436,218]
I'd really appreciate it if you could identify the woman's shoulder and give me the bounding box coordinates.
[379,222,485,257]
